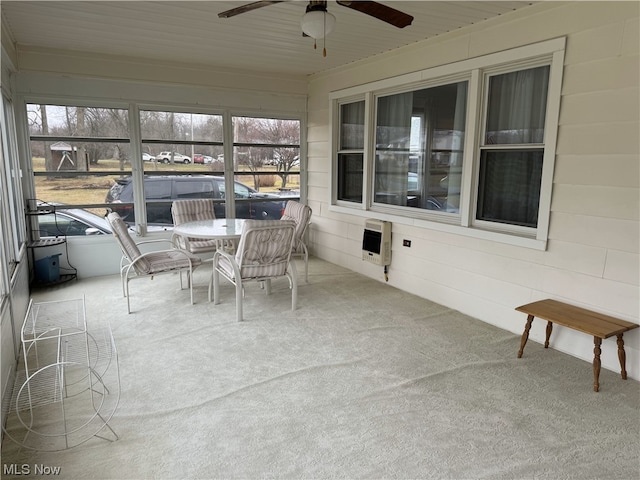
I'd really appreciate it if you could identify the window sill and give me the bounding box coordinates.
[328,203,547,251]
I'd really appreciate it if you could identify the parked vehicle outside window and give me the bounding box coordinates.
[105,175,286,225]
[37,208,112,236]
[193,154,214,164]
[155,151,191,164]
[27,107,301,235]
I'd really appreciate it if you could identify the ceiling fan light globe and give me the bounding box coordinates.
[300,10,336,39]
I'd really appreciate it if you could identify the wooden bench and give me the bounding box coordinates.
[515,299,638,392]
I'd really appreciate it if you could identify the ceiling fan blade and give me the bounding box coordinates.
[336,1,413,28]
[218,1,286,19]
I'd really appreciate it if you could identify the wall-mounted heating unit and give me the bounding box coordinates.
[362,219,391,266]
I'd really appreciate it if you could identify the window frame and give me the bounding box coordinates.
[334,96,367,206]
[21,98,304,235]
[1,92,26,284]
[329,38,566,249]
[230,113,303,216]
[471,58,559,240]
[370,73,471,223]
[136,104,227,229]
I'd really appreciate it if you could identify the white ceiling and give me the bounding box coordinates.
[1,1,536,76]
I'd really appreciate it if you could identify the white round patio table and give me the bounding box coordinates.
[173,218,246,252]
[173,218,245,240]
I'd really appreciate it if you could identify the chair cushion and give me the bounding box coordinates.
[145,250,202,274]
[172,199,219,254]
[186,239,218,254]
[235,220,295,279]
[175,236,219,254]
[281,201,311,253]
[216,253,236,279]
[171,199,216,225]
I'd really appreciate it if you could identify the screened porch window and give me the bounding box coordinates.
[27,104,131,220]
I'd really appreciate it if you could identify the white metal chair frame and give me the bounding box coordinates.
[209,220,297,322]
[107,212,202,313]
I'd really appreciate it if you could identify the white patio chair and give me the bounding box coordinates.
[280,200,312,282]
[171,199,221,254]
[107,212,202,313]
[209,219,297,321]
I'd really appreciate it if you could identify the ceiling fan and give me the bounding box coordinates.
[218,1,414,57]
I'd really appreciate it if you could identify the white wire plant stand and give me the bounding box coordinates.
[3,297,120,451]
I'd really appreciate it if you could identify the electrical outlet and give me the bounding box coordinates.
[403,239,411,247]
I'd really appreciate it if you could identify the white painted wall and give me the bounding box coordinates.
[1,299,17,418]
[306,2,640,380]
[14,45,308,97]
[1,260,30,423]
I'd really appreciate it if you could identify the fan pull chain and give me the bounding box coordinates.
[322,12,327,57]
[308,11,329,57]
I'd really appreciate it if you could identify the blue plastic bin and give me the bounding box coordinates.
[35,254,62,283]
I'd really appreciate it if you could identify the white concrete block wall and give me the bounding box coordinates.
[307,2,640,380]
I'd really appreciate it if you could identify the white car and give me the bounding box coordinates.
[36,207,111,236]
[155,151,191,164]
[142,152,155,162]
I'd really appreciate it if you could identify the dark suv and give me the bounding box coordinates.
[105,175,286,225]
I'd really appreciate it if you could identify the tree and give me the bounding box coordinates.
[254,118,300,189]
[76,107,88,172]
[39,105,54,179]
[234,117,267,190]
[101,108,130,170]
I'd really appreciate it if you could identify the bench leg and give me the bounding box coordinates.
[593,337,602,392]
[518,315,534,358]
[545,321,553,348]
[617,334,628,380]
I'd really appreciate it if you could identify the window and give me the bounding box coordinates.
[476,66,549,228]
[337,101,365,203]
[232,115,301,193]
[330,39,565,247]
[1,92,25,291]
[234,182,252,199]
[139,109,224,222]
[374,81,467,213]
[145,180,171,201]
[25,105,303,231]
[231,116,301,218]
[174,180,215,200]
[27,103,131,223]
